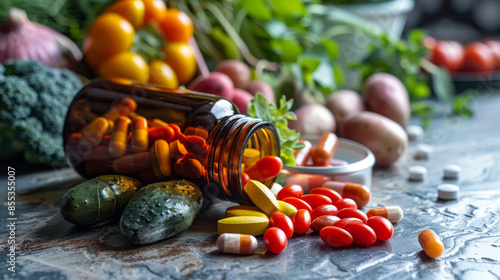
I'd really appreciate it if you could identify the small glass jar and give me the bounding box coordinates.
[63,78,280,204]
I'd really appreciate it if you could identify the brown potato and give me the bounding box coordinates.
[340,112,407,165]
[213,60,251,89]
[326,90,365,129]
[363,73,410,127]
[288,104,335,136]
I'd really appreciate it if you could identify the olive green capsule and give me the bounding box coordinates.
[60,175,141,227]
[120,180,203,244]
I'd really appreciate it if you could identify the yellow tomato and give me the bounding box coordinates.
[163,42,197,85]
[142,0,167,26]
[160,9,193,42]
[84,13,135,69]
[105,0,145,30]
[148,60,179,88]
[98,52,149,83]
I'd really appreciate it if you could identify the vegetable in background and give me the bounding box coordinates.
[0,60,83,166]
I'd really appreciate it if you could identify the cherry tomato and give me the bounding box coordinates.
[277,184,303,200]
[241,172,250,187]
[332,217,363,229]
[97,51,149,83]
[142,0,167,25]
[105,0,145,30]
[344,223,377,246]
[263,227,287,254]
[281,197,312,214]
[310,188,342,204]
[148,60,179,88]
[319,226,353,247]
[301,194,332,210]
[310,215,340,232]
[292,209,311,234]
[311,204,338,221]
[484,39,500,70]
[269,212,294,238]
[334,198,357,210]
[367,216,394,241]
[160,9,193,42]
[163,42,197,85]
[461,42,495,73]
[336,208,368,224]
[430,41,464,72]
[84,13,135,68]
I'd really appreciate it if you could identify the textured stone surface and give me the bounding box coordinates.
[2,94,500,279]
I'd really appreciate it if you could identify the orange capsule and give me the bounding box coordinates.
[169,140,187,159]
[148,126,175,143]
[322,181,371,208]
[183,135,207,155]
[294,140,312,166]
[217,233,258,255]
[79,117,110,151]
[108,116,131,158]
[113,151,152,174]
[150,140,172,178]
[366,206,403,224]
[418,229,444,258]
[130,116,149,152]
[244,156,283,182]
[148,118,170,128]
[102,97,137,123]
[174,157,203,179]
[312,133,338,166]
[184,126,209,140]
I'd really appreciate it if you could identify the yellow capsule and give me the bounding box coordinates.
[244,180,279,216]
[130,116,149,152]
[79,117,110,151]
[108,116,131,158]
[242,148,260,167]
[226,206,268,219]
[418,229,444,258]
[217,216,269,236]
[151,139,172,178]
[277,200,298,219]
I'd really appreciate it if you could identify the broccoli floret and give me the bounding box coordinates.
[0,60,83,166]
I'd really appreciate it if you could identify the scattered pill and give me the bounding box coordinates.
[301,194,332,210]
[409,165,427,181]
[244,180,279,216]
[312,132,339,166]
[344,222,377,246]
[320,226,353,247]
[406,125,423,142]
[310,215,341,233]
[309,188,342,204]
[414,144,433,160]
[226,206,268,219]
[281,197,312,214]
[292,209,311,234]
[322,181,371,208]
[311,204,338,221]
[217,216,269,236]
[269,212,294,238]
[366,216,394,241]
[277,200,298,219]
[443,164,461,180]
[244,156,283,182]
[277,184,303,200]
[217,233,258,255]
[336,208,368,223]
[437,184,460,200]
[418,229,444,258]
[366,206,403,223]
[270,182,283,197]
[263,227,288,254]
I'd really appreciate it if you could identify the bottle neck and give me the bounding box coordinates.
[205,115,280,204]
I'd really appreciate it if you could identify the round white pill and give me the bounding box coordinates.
[444,164,461,180]
[414,144,433,160]
[407,125,424,142]
[438,184,460,200]
[409,165,427,181]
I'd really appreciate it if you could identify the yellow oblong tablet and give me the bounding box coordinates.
[277,200,298,219]
[243,148,260,167]
[243,180,279,216]
[217,216,269,236]
[226,206,268,219]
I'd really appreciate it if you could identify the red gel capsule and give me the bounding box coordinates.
[344,223,377,246]
[293,209,311,234]
[148,126,175,143]
[323,181,371,208]
[367,216,394,241]
[294,140,312,166]
[312,132,339,166]
[269,212,294,239]
[320,226,353,247]
[301,194,332,210]
[264,227,288,254]
[310,215,341,232]
[332,218,364,229]
[281,197,313,214]
[277,184,303,200]
[311,204,338,221]
[245,156,283,182]
[334,198,358,210]
[336,208,368,224]
[310,188,342,204]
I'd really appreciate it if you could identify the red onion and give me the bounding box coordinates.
[0,8,83,71]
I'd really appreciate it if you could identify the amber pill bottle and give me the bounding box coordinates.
[63,79,280,204]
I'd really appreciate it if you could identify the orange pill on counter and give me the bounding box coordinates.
[418,229,444,258]
[148,126,175,143]
[102,97,137,122]
[79,117,110,151]
[217,233,258,255]
[108,116,131,158]
[130,116,149,152]
[366,206,403,224]
[293,140,312,166]
[150,140,172,178]
[312,133,338,166]
[244,156,283,182]
[322,181,371,208]
[113,151,152,174]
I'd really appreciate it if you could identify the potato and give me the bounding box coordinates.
[363,73,410,127]
[188,73,235,100]
[326,90,365,129]
[340,111,407,165]
[246,81,275,104]
[232,88,254,114]
[288,104,335,136]
[213,60,251,89]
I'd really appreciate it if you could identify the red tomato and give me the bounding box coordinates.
[461,42,495,73]
[320,226,353,247]
[344,223,377,246]
[332,217,363,229]
[336,208,368,224]
[366,216,394,241]
[310,215,340,232]
[301,194,332,210]
[431,41,464,72]
[334,198,357,210]
[311,204,338,221]
[484,39,500,70]
[292,209,311,234]
[264,227,288,254]
[281,197,313,214]
[269,212,294,239]
[310,188,342,204]
[277,184,303,200]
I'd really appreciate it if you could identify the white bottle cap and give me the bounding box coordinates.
[443,164,461,180]
[406,125,424,142]
[409,165,427,181]
[386,206,404,223]
[438,184,460,200]
[414,144,433,160]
